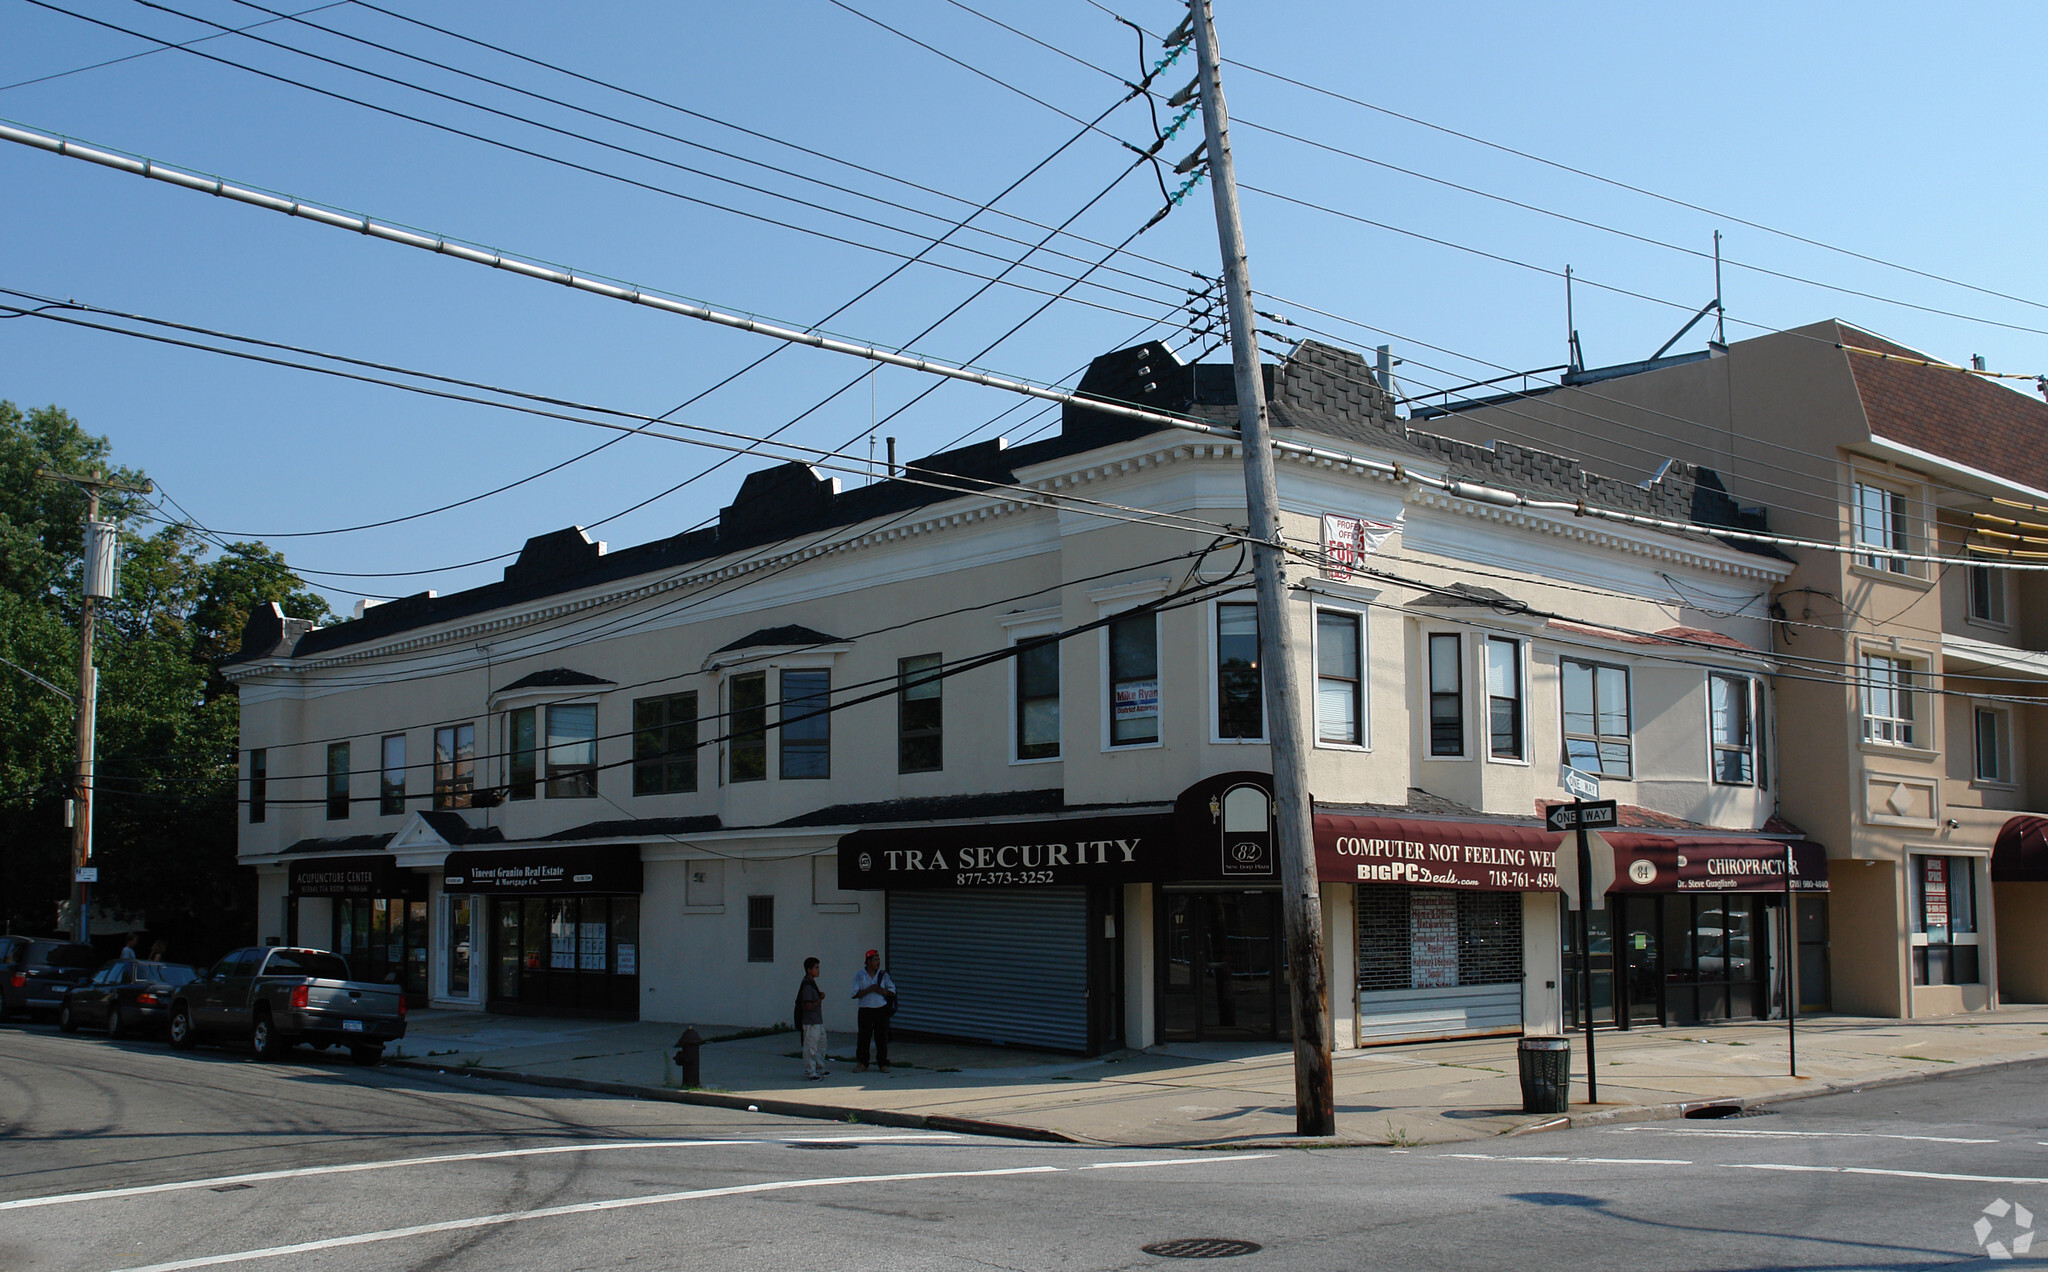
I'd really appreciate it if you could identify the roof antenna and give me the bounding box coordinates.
[1565,265,1584,374]
[1712,230,1726,347]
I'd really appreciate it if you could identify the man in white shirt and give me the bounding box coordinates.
[850,948,896,1073]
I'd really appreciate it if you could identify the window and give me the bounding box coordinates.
[633,693,698,795]
[1969,563,2008,626]
[1853,481,1910,573]
[1427,633,1463,757]
[1561,660,1632,778]
[248,748,266,824]
[380,734,406,816]
[436,723,476,809]
[1912,855,1981,985]
[1756,680,1771,791]
[898,654,943,773]
[1975,706,2012,784]
[325,742,350,820]
[729,672,767,783]
[1216,601,1263,739]
[545,703,598,798]
[1315,610,1362,746]
[1860,653,1916,747]
[507,710,537,800]
[1710,674,1755,785]
[1016,636,1060,760]
[1108,611,1159,746]
[780,669,830,779]
[1485,637,1523,760]
[747,895,774,963]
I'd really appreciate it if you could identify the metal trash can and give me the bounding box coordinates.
[1518,1035,1571,1114]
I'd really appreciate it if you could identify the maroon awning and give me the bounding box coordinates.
[1993,816,2048,882]
[1602,833,1828,894]
[1315,814,1561,891]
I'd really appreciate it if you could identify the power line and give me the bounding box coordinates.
[0,0,347,92]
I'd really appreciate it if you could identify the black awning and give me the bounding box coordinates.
[287,854,425,899]
[443,844,643,895]
[1994,816,2048,882]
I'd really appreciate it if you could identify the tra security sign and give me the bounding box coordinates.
[1546,800,1618,833]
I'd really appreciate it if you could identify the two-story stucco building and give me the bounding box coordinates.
[227,338,1815,1052]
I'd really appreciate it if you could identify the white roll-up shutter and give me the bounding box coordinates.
[886,887,1088,1052]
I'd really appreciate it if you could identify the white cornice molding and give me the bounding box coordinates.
[1405,486,1792,583]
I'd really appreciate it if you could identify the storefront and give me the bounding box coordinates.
[1563,834,1828,1029]
[839,814,1157,1053]
[1316,813,1560,1044]
[285,854,430,1000]
[443,845,644,1019]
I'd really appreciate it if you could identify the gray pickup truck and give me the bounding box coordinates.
[167,945,407,1065]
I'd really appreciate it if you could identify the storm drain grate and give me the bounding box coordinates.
[209,1184,253,1193]
[1142,1238,1262,1259]
[786,1142,857,1150]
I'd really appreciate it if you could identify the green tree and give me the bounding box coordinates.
[0,401,328,955]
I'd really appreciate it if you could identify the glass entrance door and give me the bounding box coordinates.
[1562,908,1615,1028]
[1618,895,1661,1026]
[1159,889,1288,1042]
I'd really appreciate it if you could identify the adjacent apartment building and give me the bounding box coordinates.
[1419,319,2048,1019]
[227,338,1816,1052]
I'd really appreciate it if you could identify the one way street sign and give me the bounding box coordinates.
[1546,800,1619,833]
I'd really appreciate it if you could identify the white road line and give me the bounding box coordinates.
[1725,1163,2048,1186]
[1610,1127,1998,1144]
[0,1134,961,1212]
[1445,1154,1690,1165]
[105,1156,1271,1272]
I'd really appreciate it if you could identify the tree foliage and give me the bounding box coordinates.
[0,401,329,958]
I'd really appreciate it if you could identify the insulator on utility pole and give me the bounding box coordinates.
[1188,0,1337,1136]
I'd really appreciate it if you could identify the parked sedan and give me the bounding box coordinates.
[59,961,201,1037]
[1,937,101,1018]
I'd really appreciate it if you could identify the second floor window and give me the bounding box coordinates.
[1710,674,1754,784]
[1853,481,1910,573]
[729,672,767,783]
[325,742,349,820]
[1016,636,1060,760]
[1860,653,1916,747]
[1216,602,1263,739]
[1427,633,1463,757]
[248,748,266,824]
[1975,706,2011,784]
[507,710,537,800]
[436,722,475,808]
[1562,659,1632,778]
[1969,563,2007,625]
[898,654,943,773]
[780,669,830,779]
[1315,610,1362,746]
[634,692,698,795]
[545,703,598,798]
[1486,637,1523,760]
[380,734,406,815]
[1109,611,1159,746]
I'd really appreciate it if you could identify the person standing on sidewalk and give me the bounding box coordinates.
[795,957,829,1080]
[851,949,896,1073]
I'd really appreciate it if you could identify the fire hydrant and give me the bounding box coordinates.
[673,1026,703,1089]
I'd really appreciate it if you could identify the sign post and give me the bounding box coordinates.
[1786,840,1798,1078]
[1550,769,1612,1106]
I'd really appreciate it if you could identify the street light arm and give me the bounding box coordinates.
[0,654,76,704]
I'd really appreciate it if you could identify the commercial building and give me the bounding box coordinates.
[229,338,1816,1050]
[1416,319,2048,1018]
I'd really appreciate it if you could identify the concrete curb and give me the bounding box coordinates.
[382,1058,1079,1144]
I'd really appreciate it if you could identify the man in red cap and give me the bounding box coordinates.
[850,948,897,1072]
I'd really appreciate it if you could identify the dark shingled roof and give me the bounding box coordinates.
[417,811,505,845]
[1840,323,2048,493]
[282,833,395,855]
[234,338,1776,661]
[715,625,845,653]
[496,668,616,693]
[539,816,725,842]
[773,789,1165,829]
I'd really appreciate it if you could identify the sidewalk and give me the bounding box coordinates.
[386,1005,2048,1147]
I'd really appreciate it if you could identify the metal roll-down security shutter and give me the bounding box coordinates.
[886,887,1088,1052]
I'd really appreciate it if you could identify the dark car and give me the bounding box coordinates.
[59,961,201,1037]
[1,938,101,1018]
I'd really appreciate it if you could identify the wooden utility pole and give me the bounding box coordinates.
[37,467,150,943]
[1189,0,1336,1135]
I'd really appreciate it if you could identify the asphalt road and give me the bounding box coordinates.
[3,1017,2045,1271]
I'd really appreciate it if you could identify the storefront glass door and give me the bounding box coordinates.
[331,897,428,997]
[1562,908,1615,1028]
[1159,889,1288,1042]
[486,896,639,1017]
[1619,896,1661,1025]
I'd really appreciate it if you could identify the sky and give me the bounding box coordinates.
[2,0,2043,612]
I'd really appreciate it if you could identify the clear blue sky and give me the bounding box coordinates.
[3,0,2042,609]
